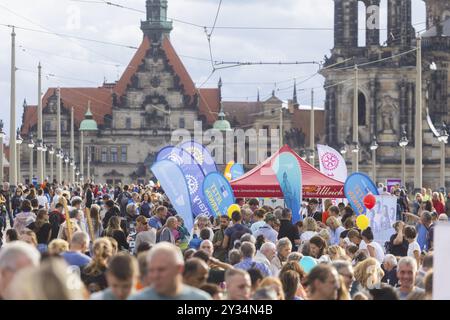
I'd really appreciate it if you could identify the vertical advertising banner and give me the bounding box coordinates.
[151,160,194,231]
[317,144,348,182]
[179,141,218,176]
[202,172,235,217]
[156,146,211,218]
[366,195,397,245]
[271,152,302,223]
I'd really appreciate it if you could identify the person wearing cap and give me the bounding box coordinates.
[253,214,279,244]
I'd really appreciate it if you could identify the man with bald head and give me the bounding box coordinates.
[0,241,41,299]
[128,242,211,300]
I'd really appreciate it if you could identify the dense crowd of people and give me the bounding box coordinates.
[0,180,446,300]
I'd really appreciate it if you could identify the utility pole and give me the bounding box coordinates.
[37,63,43,183]
[310,89,315,165]
[56,87,62,184]
[70,107,75,184]
[414,37,423,190]
[9,27,17,188]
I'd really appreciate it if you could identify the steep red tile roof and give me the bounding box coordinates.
[20,35,220,133]
[21,87,113,136]
[198,88,220,125]
[114,36,151,97]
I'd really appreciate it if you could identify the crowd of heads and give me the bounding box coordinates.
[0,180,446,300]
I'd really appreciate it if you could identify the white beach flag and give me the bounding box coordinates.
[317,144,347,182]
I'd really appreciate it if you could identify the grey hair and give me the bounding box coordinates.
[240,241,256,258]
[71,231,89,247]
[332,259,353,272]
[147,242,184,266]
[276,237,292,251]
[0,242,40,271]
[398,256,417,273]
[260,242,276,255]
[383,254,398,267]
[287,252,303,262]
[240,233,256,244]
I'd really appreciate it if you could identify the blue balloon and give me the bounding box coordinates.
[299,256,318,273]
[230,163,245,180]
[344,172,379,216]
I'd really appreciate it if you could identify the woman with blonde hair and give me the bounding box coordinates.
[328,245,349,261]
[300,217,317,243]
[48,239,69,255]
[81,238,113,293]
[258,277,285,300]
[4,258,86,300]
[353,257,384,293]
[19,229,38,248]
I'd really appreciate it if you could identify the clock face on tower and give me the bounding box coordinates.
[151,76,161,88]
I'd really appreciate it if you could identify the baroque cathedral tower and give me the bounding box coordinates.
[320,0,450,190]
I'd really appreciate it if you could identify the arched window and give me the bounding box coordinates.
[358,92,367,126]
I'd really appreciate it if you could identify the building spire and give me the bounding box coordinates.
[293,78,299,108]
[141,0,173,42]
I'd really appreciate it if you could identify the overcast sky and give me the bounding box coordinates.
[0,0,426,141]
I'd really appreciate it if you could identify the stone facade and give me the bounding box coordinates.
[321,0,450,190]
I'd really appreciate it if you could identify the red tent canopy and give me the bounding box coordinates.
[230,145,345,199]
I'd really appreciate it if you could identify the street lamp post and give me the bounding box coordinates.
[16,130,23,184]
[370,137,379,183]
[48,145,54,183]
[351,142,359,168]
[28,134,35,183]
[64,154,69,186]
[438,123,448,189]
[352,65,359,173]
[399,130,409,187]
[0,120,4,183]
[42,144,47,181]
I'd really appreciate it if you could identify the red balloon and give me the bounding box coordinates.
[363,194,376,210]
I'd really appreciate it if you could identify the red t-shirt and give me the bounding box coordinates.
[322,211,329,224]
[432,199,445,214]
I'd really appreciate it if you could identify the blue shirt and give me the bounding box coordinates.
[330,226,345,245]
[416,224,428,251]
[253,224,278,243]
[149,216,163,230]
[61,251,92,268]
[234,257,272,277]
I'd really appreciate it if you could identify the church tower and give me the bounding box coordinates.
[141,0,173,42]
[322,0,450,189]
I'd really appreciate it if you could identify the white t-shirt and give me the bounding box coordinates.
[37,195,49,208]
[300,231,317,242]
[367,241,385,263]
[407,241,420,258]
[359,239,368,250]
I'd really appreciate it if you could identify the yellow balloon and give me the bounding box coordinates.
[224,161,235,181]
[227,204,241,218]
[356,215,370,231]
